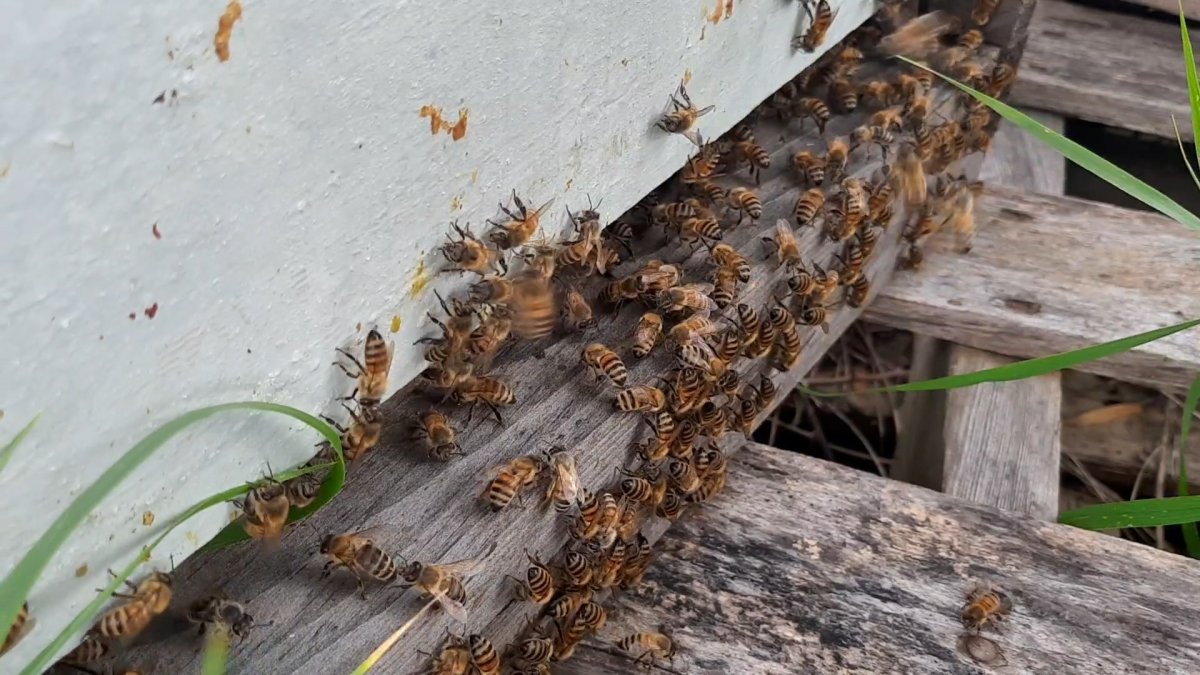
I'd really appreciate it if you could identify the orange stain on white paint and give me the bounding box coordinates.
[214,0,242,62]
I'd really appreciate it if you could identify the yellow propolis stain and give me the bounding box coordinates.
[470,169,479,185]
[683,69,693,86]
[75,564,88,577]
[390,315,402,333]
[409,259,431,298]
[565,178,573,190]
[142,511,155,526]
[419,106,470,141]
[214,0,242,62]
[0,162,10,180]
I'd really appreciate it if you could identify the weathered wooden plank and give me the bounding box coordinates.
[978,111,1066,195]
[865,186,1200,391]
[943,347,1062,519]
[890,335,950,490]
[1014,0,1196,140]
[557,444,1200,674]
[1127,0,1200,20]
[112,69,930,675]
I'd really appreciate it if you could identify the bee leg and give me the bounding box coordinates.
[485,401,506,427]
[464,401,477,425]
[334,349,367,374]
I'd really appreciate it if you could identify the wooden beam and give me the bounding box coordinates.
[114,70,928,675]
[938,111,1064,520]
[1127,0,1200,20]
[943,347,1062,519]
[865,185,1200,391]
[1014,0,1195,140]
[557,444,1200,674]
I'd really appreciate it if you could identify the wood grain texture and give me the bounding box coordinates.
[1014,0,1196,140]
[865,186,1200,390]
[557,444,1200,675]
[891,335,950,490]
[978,111,1065,195]
[943,347,1062,520]
[1127,0,1200,20]
[112,68,931,675]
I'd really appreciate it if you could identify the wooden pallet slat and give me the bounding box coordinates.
[558,445,1200,674]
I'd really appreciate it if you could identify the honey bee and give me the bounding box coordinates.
[726,187,763,225]
[658,283,719,316]
[284,469,323,510]
[985,62,1017,98]
[329,402,385,464]
[468,314,512,374]
[943,179,980,253]
[186,594,258,641]
[545,448,580,512]
[412,409,461,461]
[794,0,836,52]
[465,634,502,675]
[423,638,473,675]
[762,219,803,268]
[794,97,831,133]
[828,78,859,113]
[961,584,1012,631]
[468,275,515,306]
[958,28,985,51]
[793,188,825,228]
[665,457,700,493]
[2,602,31,656]
[774,319,803,370]
[572,601,608,633]
[860,80,896,109]
[667,367,709,415]
[621,472,667,507]
[483,454,545,510]
[734,302,762,346]
[709,266,740,310]
[798,305,831,333]
[581,342,628,387]
[630,312,664,359]
[679,216,723,250]
[839,178,868,234]
[558,288,596,333]
[57,635,108,668]
[669,313,721,346]
[508,551,555,604]
[510,273,558,340]
[400,549,492,623]
[735,140,771,185]
[971,0,1001,26]
[335,329,393,407]
[239,475,291,546]
[869,107,905,134]
[792,150,826,186]
[547,588,592,621]
[441,220,503,276]
[847,275,871,308]
[319,527,399,600]
[710,329,742,364]
[656,489,685,520]
[837,242,866,286]
[600,275,641,308]
[657,82,715,146]
[509,636,555,669]
[891,146,927,210]
[617,631,678,668]
[878,10,958,60]
[730,392,761,438]
[451,375,516,424]
[616,385,668,413]
[825,137,849,182]
[690,179,728,205]
[92,570,173,641]
[850,125,896,160]
[680,142,723,183]
[488,191,554,250]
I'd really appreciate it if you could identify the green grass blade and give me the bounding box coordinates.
[1178,377,1200,556]
[1060,495,1200,529]
[801,318,1200,396]
[2,402,342,672]
[0,413,40,474]
[899,56,1200,231]
[1171,116,1200,191]
[350,600,436,675]
[201,630,232,675]
[1180,1,1200,174]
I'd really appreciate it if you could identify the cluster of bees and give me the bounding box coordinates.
[5,2,1016,673]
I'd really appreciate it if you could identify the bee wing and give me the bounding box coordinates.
[774,219,798,247]
[878,10,956,58]
[530,198,556,219]
[550,455,581,501]
[434,541,497,579]
[696,105,715,118]
[682,128,704,148]
[431,587,471,624]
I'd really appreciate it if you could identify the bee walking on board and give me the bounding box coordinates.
[631,312,664,358]
[617,630,679,668]
[582,342,628,387]
[960,584,1013,632]
[186,594,261,642]
[488,191,554,250]
[794,0,836,52]
[762,219,803,268]
[319,527,399,600]
[325,401,384,464]
[335,329,393,408]
[483,453,546,510]
[451,375,516,425]
[91,570,174,641]
[657,82,715,146]
[544,448,580,512]
[399,546,494,623]
[414,409,462,460]
[507,551,556,605]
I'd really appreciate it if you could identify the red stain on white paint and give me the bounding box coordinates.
[214,0,243,62]
[144,303,159,319]
[152,223,162,239]
[419,106,470,141]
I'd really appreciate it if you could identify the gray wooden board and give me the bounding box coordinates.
[555,444,1200,675]
[943,347,1062,520]
[108,52,985,675]
[1013,0,1197,141]
[865,185,1200,391]
[940,110,1064,521]
[1127,0,1200,20]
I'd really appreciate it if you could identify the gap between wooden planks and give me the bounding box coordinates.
[556,444,1200,674]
